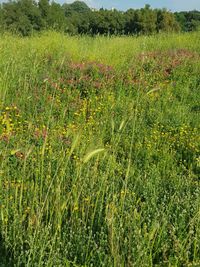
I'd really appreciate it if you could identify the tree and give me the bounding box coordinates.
[139,5,157,34]
[175,11,200,31]
[125,6,157,35]
[62,1,92,34]
[2,0,198,36]
[48,2,66,30]
[70,1,90,13]
[157,9,180,32]
[174,12,187,31]
[1,0,42,35]
[38,0,50,28]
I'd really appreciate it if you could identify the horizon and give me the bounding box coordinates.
[0,0,200,12]
[62,0,200,12]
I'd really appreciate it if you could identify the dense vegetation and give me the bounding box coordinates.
[0,0,200,36]
[0,31,200,266]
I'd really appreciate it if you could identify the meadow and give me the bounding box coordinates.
[0,32,200,266]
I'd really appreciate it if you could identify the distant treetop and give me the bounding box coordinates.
[0,0,199,36]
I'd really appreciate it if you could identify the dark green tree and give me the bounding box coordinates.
[125,5,157,34]
[70,1,90,13]
[175,11,200,31]
[138,5,157,34]
[90,9,125,35]
[62,1,92,34]
[1,0,42,35]
[157,9,180,32]
[2,0,200,36]
[38,0,50,28]
[48,2,66,30]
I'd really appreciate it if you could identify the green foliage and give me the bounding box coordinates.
[0,1,188,36]
[70,1,90,13]
[47,2,66,31]
[0,0,43,35]
[175,11,200,31]
[89,9,125,35]
[157,9,180,32]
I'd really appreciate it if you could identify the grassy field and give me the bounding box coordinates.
[0,32,200,266]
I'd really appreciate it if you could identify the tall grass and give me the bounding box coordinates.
[0,31,200,266]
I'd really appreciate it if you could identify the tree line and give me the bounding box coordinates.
[0,0,199,36]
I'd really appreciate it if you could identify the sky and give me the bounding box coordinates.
[64,0,200,11]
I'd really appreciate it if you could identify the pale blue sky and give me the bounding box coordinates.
[64,0,200,11]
